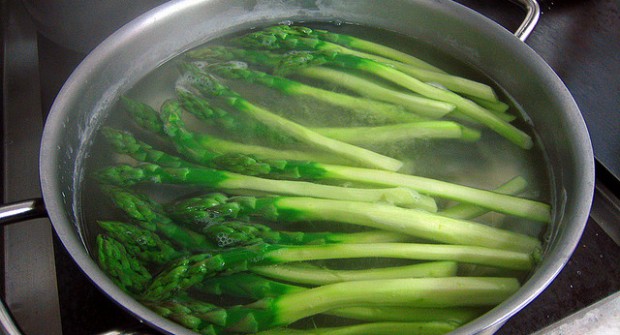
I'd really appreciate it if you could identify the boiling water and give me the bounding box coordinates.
[79,22,552,330]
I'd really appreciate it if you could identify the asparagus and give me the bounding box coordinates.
[256,321,458,335]
[235,25,499,101]
[168,194,541,252]
[197,277,520,333]
[258,25,444,72]
[122,95,349,168]
[439,176,529,219]
[98,220,184,265]
[206,61,429,123]
[176,89,295,146]
[96,234,152,294]
[181,63,404,171]
[189,218,413,248]
[319,164,550,222]
[100,185,215,251]
[102,127,193,168]
[273,51,533,149]
[198,272,307,299]
[201,272,482,324]
[145,298,223,335]
[99,130,549,222]
[143,242,532,300]
[95,164,435,210]
[159,99,290,176]
[198,273,478,324]
[187,47,455,118]
[249,261,458,286]
[312,121,481,144]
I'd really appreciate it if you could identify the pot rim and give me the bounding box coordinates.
[39,1,595,334]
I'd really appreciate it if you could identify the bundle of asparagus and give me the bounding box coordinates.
[92,24,550,335]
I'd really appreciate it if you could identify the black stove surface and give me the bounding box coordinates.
[3,0,620,334]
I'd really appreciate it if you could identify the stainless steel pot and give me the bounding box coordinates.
[1,0,594,334]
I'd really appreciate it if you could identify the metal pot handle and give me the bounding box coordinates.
[512,0,541,41]
[0,199,47,226]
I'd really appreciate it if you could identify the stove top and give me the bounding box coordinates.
[2,1,619,334]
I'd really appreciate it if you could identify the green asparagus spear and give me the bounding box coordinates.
[197,272,307,299]
[99,125,549,222]
[206,61,429,123]
[100,185,215,250]
[259,25,444,72]
[102,127,193,168]
[202,277,520,333]
[143,242,532,300]
[168,194,540,252]
[312,121,481,144]
[145,297,224,335]
[181,63,404,171]
[198,271,480,324]
[235,25,499,101]
[96,234,152,294]
[439,176,529,219]
[95,164,435,210]
[250,261,458,286]
[255,321,458,335]
[187,47,455,118]
[121,96,349,171]
[98,220,185,265]
[273,51,532,149]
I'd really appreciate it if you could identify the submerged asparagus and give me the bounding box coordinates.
[273,51,533,149]
[187,46,455,118]
[95,164,435,210]
[181,63,404,171]
[143,242,531,300]
[166,193,541,252]
[234,25,499,101]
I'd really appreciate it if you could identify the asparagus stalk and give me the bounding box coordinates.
[102,127,191,168]
[198,272,307,299]
[96,164,435,210]
[96,234,152,294]
[176,89,296,146]
[198,273,478,325]
[145,298,223,335]
[312,121,481,144]
[203,277,520,333]
[274,51,533,149]
[170,194,540,252]
[439,176,529,219]
[187,47,455,118]
[100,185,215,251]
[181,63,404,171]
[98,220,184,265]
[203,273,482,325]
[260,25,444,71]
[182,217,412,248]
[256,321,458,335]
[201,271,483,324]
[250,261,458,286]
[102,125,548,222]
[143,242,532,300]
[122,95,350,167]
[206,61,428,123]
[159,99,293,176]
[236,25,499,101]
[319,164,551,222]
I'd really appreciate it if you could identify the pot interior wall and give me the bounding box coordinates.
[39,1,594,334]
